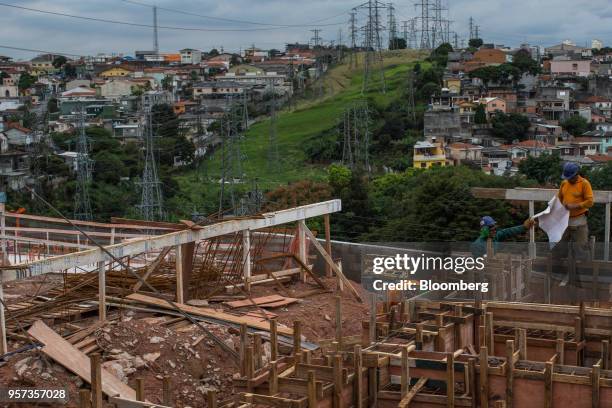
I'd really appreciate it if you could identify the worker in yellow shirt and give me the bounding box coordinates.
[557,162,593,255]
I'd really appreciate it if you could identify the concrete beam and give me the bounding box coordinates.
[471,187,612,203]
[2,200,341,281]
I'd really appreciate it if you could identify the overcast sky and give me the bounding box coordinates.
[0,0,610,60]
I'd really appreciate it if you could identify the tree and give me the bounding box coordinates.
[52,55,67,68]
[475,104,487,124]
[491,113,530,143]
[161,75,173,91]
[561,115,589,136]
[512,49,540,75]
[18,73,36,92]
[468,38,483,48]
[389,37,407,50]
[518,154,562,184]
[47,97,59,113]
[63,63,77,78]
[93,151,127,184]
[208,48,220,57]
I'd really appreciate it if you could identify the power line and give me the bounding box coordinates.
[0,44,83,58]
[0,2,333,32]
[121,0,351,28]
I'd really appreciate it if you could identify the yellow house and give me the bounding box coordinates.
[443,76,461,94]
[99,66,134,78]
[413,139,449,169]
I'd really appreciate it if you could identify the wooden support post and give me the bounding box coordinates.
[515,328,527,360]
[97,261,106,322]
[304,349,312,364]
[253,333,262,370]
[468,359,477,408]
[479,346,489,408]
[592,363,600,408]
[135,378,145,402]
[333,354,343,408]
[246,345,254,380]
[298,220,307,282]
[505,340,514,408]
[556,338,564,365]
[368,366,377,407]
[370,294,377,345]
[243,229,251,292]
[240,323,248,376]
[293,320,302,355]
[447,352,455,408]
[308,370,317,408]
[175,245,184,304]
[162,376,171,406]
[90,354,102,408]
[544,361,553,408]
[485,312,494,354]
[416,322,423,351]
[324,214,332,277]
[207,390,218,408]
[354,345,363,408]
[0,276,7,356]
[335,296,342,350]
[79,389,91,408]
[604,202,610,261]
[494,402,506,408]
[270,318,278,362]
[528,200,535,258]
[269,361,279,394]
[401,345,409,396]
[602,340,609,370]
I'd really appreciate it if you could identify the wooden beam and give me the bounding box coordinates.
[28,321,136,400]
[398,377,428,408]
[592,363,600,408]
[162,377,171,406]
[5,200,341,281]
[97,261,106,322]
[333,354,343,408]
[505,340,514,408]
[479,346,489,408]
[301,223,363,303]
[307,371,317,408]
[544,361,553,408]
[335,296,342,350]
[324,214,332,278]
[0,279,6,355]
[298,220,307,282]
[132,246,171,292]
[270,319,278,362]
[135,378,145,402]
[243,229,251,291]
[175,245,184,304]
[293,321,302,355]
[447,352,455,408]
[401,346,409,396]
[90,354,103,408]
[354,345,363,408]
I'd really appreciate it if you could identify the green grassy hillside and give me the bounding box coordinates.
[171,49,428,215]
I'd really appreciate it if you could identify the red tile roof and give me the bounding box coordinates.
[448,142,482,149]
[516,140,554,148]
[588,154,612,162]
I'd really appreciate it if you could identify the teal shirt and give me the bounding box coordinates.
[471,225,526,257]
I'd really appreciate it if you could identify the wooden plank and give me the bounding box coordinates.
[592,364,600,408]
[27,321,135,399]
[108,396,171,408]
[259,298,299,309]
[126,293,292,335]
[447,352,455,408]
[544,361,553,408]
[225,295,286,309]
[398,377,428,408]
[301,224,362,303]
[133,246,171,291]
[479,347,488,408]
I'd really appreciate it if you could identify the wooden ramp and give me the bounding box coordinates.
[27,320,136,400]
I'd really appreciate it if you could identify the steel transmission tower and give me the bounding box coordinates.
[387,3,397,49]
[359,0,386,94]
[73,103,93,221]
[469,16,474,40]
[218,96,247,214]
[341,102,371,172]
[408,18,418,49]
[137,108,164,221]
[349,11,358,68]
[417,0,431,49]
[310,28,324,98]
[267,80,279,170]
[153,5,159,54]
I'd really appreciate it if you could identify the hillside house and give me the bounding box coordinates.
[413,139,448,169]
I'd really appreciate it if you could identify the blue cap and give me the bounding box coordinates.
[480,216,496,227]
[562,162,580,180]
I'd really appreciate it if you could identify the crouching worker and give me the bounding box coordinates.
[471,216,535,257]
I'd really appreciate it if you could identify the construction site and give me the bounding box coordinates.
[0,188,611,408]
